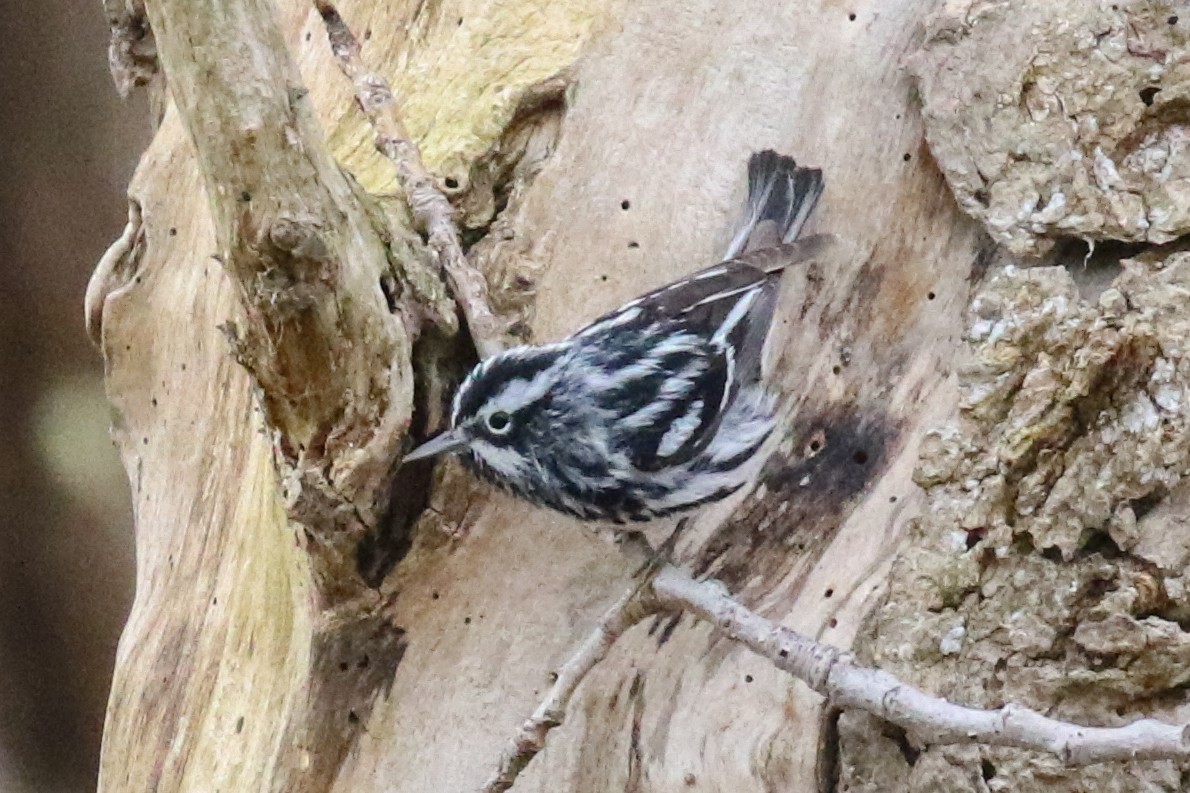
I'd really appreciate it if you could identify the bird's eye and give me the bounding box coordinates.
[486,411,512,434]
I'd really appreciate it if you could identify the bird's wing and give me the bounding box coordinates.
[573,235,834,376]
[588,331,731,471]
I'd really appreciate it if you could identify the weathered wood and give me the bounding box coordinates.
[94,0,1190,792]
[91,0,614,790]
[334,1,983,791]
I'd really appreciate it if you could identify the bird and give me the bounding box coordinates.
[403,150,827,524]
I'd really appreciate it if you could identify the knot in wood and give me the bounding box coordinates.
[268,214,331,262]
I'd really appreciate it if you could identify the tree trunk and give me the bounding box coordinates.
[89,0,1190,792]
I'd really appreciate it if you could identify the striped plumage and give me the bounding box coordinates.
[404,150,826,523]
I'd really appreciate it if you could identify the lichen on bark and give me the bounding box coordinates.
[840,258,1190,791]
[912,0,1190,257]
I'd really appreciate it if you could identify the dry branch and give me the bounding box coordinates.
[650,566,1190,767]
[487,561,1190,791]
[315,0,505,358]
[481,575,662,793]
[145,0,414,528]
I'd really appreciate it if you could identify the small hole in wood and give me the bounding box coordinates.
[889,495,898,503]
[240,191,251,202]
[965,528,986,549]
[628,241,640,249]
[235,716,245,734]
[744,674,754,683]
[902,152,911,162]
[431,591,439,600]
[304,31,311,41]
[848,12,856,20]
[348,710,360,725]
[1140,86,1160,106]
[621,199,631,210]
[809,440,822,452]
[168,227,177,236]
[829,618,838,628]
[1169,15,1179,24]
[364,28,372,40]
[853,449,869,465]
[338,661,349,672]
[464,616,472,625]
[927,291,936,300]
[444,177,459,189]
[832,364,842,374]
[824,588,834,598]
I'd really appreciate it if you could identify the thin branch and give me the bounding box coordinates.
[484,559,1190,792]
[650,564,1190,767]
[480,573,663,793]
[146,0,413,487]
[483,559,1190,785]
[314,0,505,359]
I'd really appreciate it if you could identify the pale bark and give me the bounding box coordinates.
[89,0,1190,792]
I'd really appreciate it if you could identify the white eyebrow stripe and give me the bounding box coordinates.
[489,365,558,412]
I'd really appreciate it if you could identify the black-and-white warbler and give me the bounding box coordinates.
[405,150,826,523]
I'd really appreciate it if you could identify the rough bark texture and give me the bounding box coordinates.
[913,0,1190,258]
[90,0,1190,792]
[840,2,1190,792]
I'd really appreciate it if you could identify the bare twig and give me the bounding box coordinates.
[314,0,505,358]
[480,573,663,793]
[484,559,1190,792]
[650,565,1190,767]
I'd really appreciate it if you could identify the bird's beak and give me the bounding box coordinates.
[402,429,468,463]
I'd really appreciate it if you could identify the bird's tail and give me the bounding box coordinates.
[723,150,824,259]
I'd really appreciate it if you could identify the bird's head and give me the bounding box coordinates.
[402,345,566,481]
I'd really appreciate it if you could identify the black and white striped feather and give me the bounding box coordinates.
[412,150,826,523]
